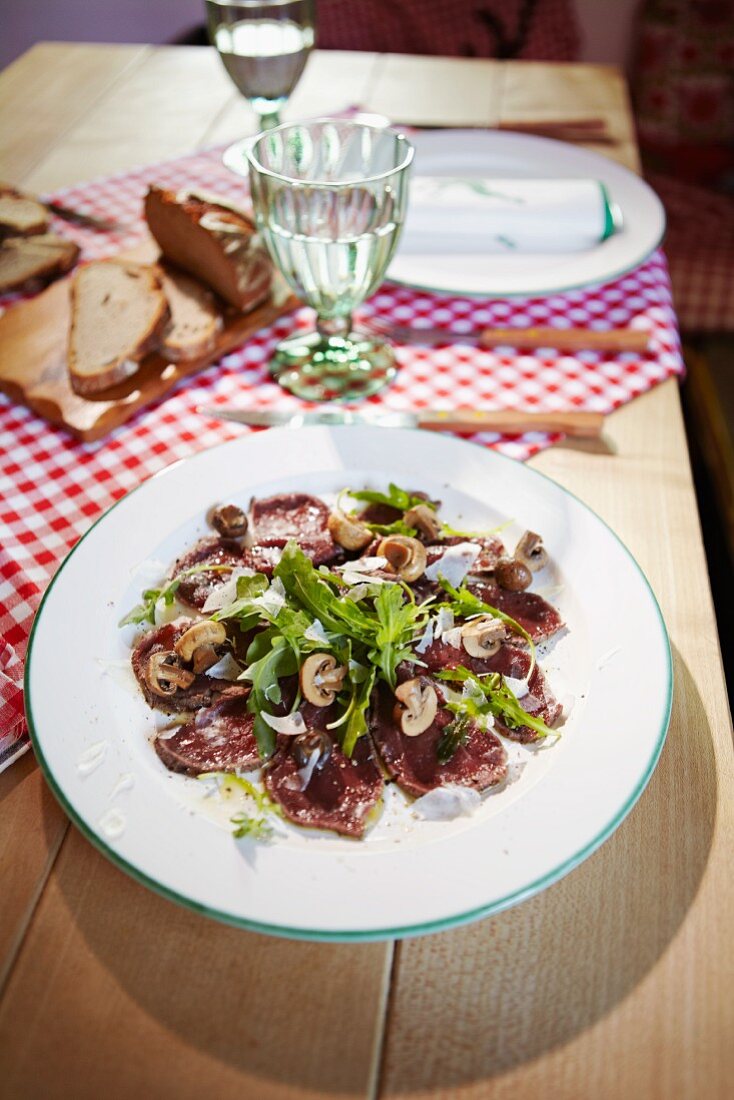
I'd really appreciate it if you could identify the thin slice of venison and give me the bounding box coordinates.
[155,693,259,775]
[370,685,507,798]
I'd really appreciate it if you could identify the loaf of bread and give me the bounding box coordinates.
[0,234,79,293]
[144,186,272,312]
[68,260,170,395]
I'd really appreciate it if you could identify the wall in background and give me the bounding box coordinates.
[2,0,642,72]
[1,0,205,69]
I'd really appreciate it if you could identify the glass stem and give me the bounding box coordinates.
[257,110,281,132]
[317,314,353,342]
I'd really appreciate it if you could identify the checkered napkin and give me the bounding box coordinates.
[0,146,684,770]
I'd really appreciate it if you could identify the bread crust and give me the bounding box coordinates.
[68,260,171,395]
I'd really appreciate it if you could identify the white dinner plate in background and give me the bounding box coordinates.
[389,130,665,296]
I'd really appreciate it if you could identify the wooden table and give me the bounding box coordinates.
[1,45,732,1100]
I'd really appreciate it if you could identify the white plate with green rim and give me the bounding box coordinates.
[26,428,672,941]
[388,130,666,297]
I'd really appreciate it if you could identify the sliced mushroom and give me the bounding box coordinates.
[292,729,333,770]
[495,557,532,592]
[377,535,427,582]
[461,615,507,658]
[300,652,347,707]
[174,620,227,663]
[514,530,548,572]
[327,507,373,551]
[393,678,438,736]
[210,503,248,538]
[404,503,441,541]
[191,644,220,674]
[146,651,196,697]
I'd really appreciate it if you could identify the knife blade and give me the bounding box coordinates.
[197,406,605,438]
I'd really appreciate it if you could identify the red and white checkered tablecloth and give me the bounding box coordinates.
[0,145,683,770]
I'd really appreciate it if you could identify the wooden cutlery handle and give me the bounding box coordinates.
[478,326,651,354]
[418,409,605,438]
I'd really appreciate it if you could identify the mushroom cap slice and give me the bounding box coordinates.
[174,619,227,663]
[146,651,196,697]
[514,530,548,572]
[404,503,441,541]
[461,615,507,658]
[377,535,427,582]
[327,507,373,551]
[393,678,438,736]
[300,652,347,707]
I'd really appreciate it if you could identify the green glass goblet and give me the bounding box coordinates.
[246,118,414,401]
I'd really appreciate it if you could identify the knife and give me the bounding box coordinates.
[198,406,605,438]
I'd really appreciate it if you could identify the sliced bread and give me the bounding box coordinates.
[145,185,272,312]
[0,233,80,293]
[0,185,50,238]
[159,264,223,361]
[68,260,170,395]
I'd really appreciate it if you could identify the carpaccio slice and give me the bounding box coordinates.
[414,641,562,743]
[240,544,284,576]
[425,535,505,573]
[264,704,384,838]
[468,579,564,641]
[131,620,243,712]
[171,536,244,609]
[155,693,259,775]
[250,492,340,565]
[370,685,508,797]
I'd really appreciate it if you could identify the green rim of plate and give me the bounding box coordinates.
[24,430,673,942]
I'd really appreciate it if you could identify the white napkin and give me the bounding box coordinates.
[404,177,619,254]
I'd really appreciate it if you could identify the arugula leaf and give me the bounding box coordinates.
[118,582,180,627]
[275,542,384,645]
[369,584,427,689]
[230,813,273,840]
[212,572,269,623]
[240,633,299,757]
[437,577,534,655]
[363,518,418,538]
[437,666,554,739]
[346,482,437,514]
[340,666,377,757]
[198,772,279,839]
[118,564,235,628]
[437,713,472,763]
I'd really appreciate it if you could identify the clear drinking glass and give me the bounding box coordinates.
[206,0,315,131]
[247,119,414,401]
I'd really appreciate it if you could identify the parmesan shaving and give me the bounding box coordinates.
[504,674,530,698]
[260,711,307,736]
[205,652,243,681]
[423,542,481,587]
[304,618,330,645]
[414,619,435,655]
[252,576,287,616]
[442,626,464,649]
[297,748,321,791]
[202,567,256,613]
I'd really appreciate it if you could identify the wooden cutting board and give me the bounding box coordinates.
[0,239,299,442]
